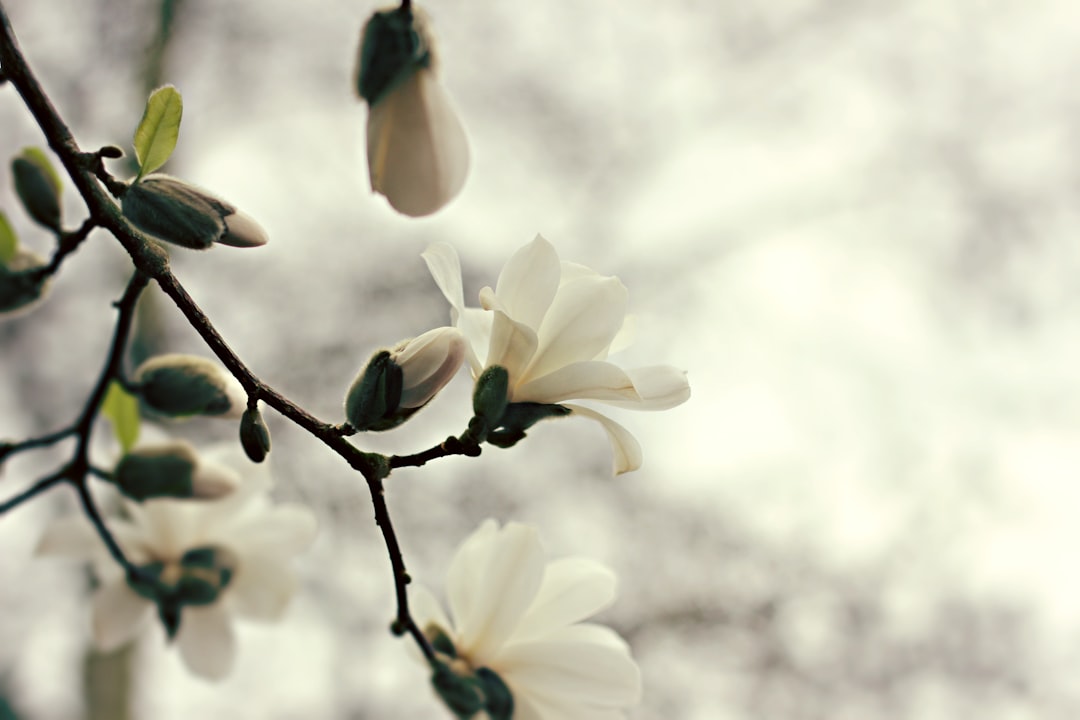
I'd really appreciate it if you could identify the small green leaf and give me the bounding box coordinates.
[133,85,183,178]
[102,380,140,452]
[19,147,62,196]
[0,210,16,264]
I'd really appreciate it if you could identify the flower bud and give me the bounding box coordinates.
[356,6,469,217]
[345,327,464,431]
[134,354,245,419]
[0,249,50,317]
[12,150,61,231]
[113,440,240,501]
[121,174,268,250]
[239,406,271,463]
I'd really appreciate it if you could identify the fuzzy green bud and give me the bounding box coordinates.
[431,664,484,720]
[113,440,240,501]
[134,353,245,418]
[239,406,271,463]
[12,150,61,231]
[122,174,268,250]
[0,249,50,317]
[344,350,403,432]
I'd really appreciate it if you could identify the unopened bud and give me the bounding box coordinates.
[113,440,240,501]
[345,327,464,432]
[239,406,271,463]
[12,149,61,231]
[122,174,268,250]
[476,667,514,720]
[0,249,50,317]
[134,354,245,418]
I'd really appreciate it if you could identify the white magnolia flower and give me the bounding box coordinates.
[393,326,468,410]
[36,457,316,680]
[412,519,641,720]
[422,235,690,473]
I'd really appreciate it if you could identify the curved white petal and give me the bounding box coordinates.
[451,522,546,664]
[447,519,499,636]
[498,623,641,707]
[598,365,690,411]
[494,235,561,330]
[366,69,469,217]
[514,361,639,405]
[562,405,642,475]
[526,276,628,383]
[512,558,617,643]
[228,552,297,621]
[176,603,236,681]
[91,580,153,652]
[487,310,538,388]
[458,307,495,377]
[422,242,466,312]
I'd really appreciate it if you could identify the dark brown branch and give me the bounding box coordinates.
[0,471,64,513]
[390,434,482,470]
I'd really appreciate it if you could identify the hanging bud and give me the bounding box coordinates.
[356,5,469,217]
[112,440,240,501]
[239,406,271,463]
[121,174,268,250]
[133,353,245,418]
[0,248,51,318]
[12,148,62,231]
[344,327,465,432]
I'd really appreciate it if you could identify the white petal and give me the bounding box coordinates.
[486,310,538,388]
[458,307,495,377]
[561,405,642,475]
[228,551,298,621]
[447,519,500,636]
[366,69,469,217]
[494,235,561,330]
[422,242,466,312]
[514,361,639,405]
[498,624,641,707]
[452,522,546,663]
[512,558,617,643]
[598,366,691,411]
[176,603,236,681]
[91,580,153,652]
[525,276,628,383]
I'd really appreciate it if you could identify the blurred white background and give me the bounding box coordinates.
[3,0,1080,718]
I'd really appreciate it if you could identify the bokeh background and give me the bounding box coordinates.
[3,0,1080,718]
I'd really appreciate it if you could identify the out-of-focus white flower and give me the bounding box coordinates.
[35,457,316,680]
[412,519,641,720]
[423,235,690,473]
[356,5,469,217]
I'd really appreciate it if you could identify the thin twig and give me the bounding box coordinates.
[0,471,65,514]
[390,434,482,470]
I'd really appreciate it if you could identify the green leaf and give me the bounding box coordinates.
[18,146,62,196]
[102,380,140,452]
[133,85,183,179]
[0,210,16,265]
